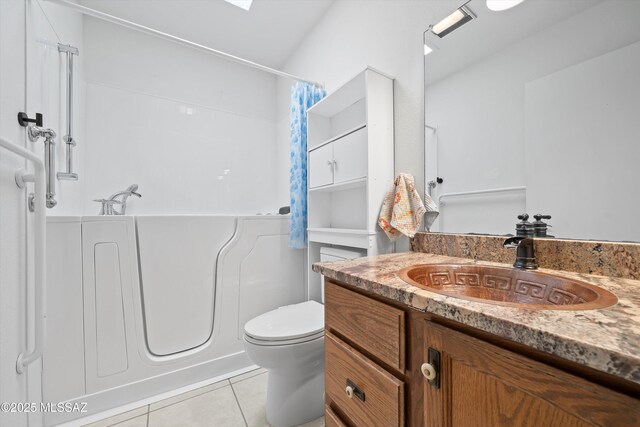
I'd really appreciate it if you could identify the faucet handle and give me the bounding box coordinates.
[516,213,534,237]
[533,214,552,237]
[93,198,122,215]
[93,198,122,204]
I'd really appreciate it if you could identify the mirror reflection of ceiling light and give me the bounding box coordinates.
[430,5,476,38]
[224,0,253,11]
[486,0,525,12]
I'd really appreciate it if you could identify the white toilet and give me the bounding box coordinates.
[243,246,365,427]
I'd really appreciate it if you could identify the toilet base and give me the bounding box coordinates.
[265,366,324,427]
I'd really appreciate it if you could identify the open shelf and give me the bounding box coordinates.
[307,228,375,249]
[307,71,366,117]
[308,123,367,152]
[309,177,366,193]
[307,227,373,235]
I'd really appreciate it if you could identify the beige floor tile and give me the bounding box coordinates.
[149,379,229,412]
[296,416,325,427]
[232,372,324,427]
[148,385,245,427]
[231,372,269,427]
[113,415,149,427]
[83,406,148,427]
[229,367,267,384]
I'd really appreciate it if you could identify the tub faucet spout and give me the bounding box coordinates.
[94,184,141,215]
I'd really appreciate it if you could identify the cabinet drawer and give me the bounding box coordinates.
[309,143,334,188]
[332,126,367,184]
[325,281,405,371]
[325,333,404,427]
[325,405,348,427]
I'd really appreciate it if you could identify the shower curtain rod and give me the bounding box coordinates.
[45,0,323,88]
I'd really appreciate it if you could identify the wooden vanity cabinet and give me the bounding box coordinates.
[323,279,640,427]
[419,321,640,427]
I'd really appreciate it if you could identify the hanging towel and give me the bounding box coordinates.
[423,192,439,231]
[378,173,434,240]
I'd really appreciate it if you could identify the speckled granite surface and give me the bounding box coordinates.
[411,232,640,280]
[313,252,640,384]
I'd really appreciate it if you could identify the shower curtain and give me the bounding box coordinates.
[289,81,326,249]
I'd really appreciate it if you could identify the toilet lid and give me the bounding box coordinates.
[244,301,324,343]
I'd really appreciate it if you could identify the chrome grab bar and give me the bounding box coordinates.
[57,43,79,181]
[438,186,526,206]
[28,126,57,208]
[0,136,47,374]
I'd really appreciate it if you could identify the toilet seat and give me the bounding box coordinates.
[244,330,324,346]
[244,300,324,346]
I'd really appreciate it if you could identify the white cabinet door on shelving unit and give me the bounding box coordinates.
[332,127,367,184]
[309,143,334,189]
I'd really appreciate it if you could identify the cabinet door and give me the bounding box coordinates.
[308,143,333,188]
[421,321,640,427]
[332,127,367,184]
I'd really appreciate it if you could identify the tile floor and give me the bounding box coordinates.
[84,369,325,427]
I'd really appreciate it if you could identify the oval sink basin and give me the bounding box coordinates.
[398,264,617,310]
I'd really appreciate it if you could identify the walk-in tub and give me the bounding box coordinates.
[44,215,304,425]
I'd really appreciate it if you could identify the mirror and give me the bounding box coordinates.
[423,0,640,242]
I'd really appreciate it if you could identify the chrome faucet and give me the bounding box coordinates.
[94,184,141,215]
[503,236,537,270]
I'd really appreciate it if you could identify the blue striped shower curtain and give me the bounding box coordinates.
[289,82,326,249]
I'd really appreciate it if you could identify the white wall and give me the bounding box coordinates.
[425,0,640,238]
[82,18,281,215]
[274,1,464,214]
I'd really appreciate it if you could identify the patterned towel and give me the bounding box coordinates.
[378,173,430,240]
[423,191,439,231]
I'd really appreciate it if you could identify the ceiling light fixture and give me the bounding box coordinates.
[486,0,525,12]
[429,5,476,38]
[224,0,253,11]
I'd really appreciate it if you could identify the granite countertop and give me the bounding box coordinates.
[313,252,640,385]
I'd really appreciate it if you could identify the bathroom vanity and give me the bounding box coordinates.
[316,248,640,427]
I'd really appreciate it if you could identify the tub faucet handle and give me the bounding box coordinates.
[94,198,122,215]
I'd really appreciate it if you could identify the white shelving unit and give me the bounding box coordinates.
[306,67,394,302]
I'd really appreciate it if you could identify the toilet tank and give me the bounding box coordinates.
[319,247,365,302]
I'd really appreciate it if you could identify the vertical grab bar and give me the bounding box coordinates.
[28,127,57,208]
[57,43,79,181]
[0,136,47,374]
